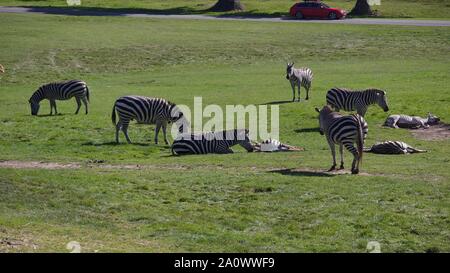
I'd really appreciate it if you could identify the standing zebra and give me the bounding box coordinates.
[28,80,90,116]
[112,96,187,144]
[171,129,254,155]
[315,105,368,174]
[326,88,389,117]
[286,62,313,102]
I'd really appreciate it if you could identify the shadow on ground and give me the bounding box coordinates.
[13,6,288,18]
[269,168,335,177]
[294,127,319,133]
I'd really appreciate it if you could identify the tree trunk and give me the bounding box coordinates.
[209,0,244,12]
[349,0,372,16]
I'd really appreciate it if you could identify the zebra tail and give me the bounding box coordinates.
[354,114,364,167]
[111,105,116,126]
[86,86,90,102]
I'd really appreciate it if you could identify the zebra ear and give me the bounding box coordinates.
[315,107,320,113]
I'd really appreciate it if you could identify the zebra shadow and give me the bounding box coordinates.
[259,100,293,105]
[294,127,320,133]
[36,113,67,118]
[269,168,336,177]
[81,141,154,147]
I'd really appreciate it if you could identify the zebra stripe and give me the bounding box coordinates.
[171,129,254,155]
[364,141,426,154]
[29,79,90,115]
[326,88,389,117]
[112,96,186,144]
[316,105,368,174]
[286,63,313,101]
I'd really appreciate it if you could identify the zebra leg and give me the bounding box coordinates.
[327,140,337,172]
[339,144,345,170]
[305,86,310,100]
[82,97,88,114]
[297,83,301,102]
[54,101,58,115]
[345,143,360,174]
[49,100,53,115]
[290,82,296,101]
[154,122,162,144]
[162,122,169,145]
[75,97,81,114]
[121,122,132,144]
[115,120,122,143]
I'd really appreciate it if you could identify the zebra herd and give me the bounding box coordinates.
[26,62,435,174]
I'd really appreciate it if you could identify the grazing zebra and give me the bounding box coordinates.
[171,129,254,155]
[326,88,389,117]
[112,96,187,144]
[384,113,440,129]
[364,141,426,154]
[315,105,368,174]
[28,80,90,116]
[286,62,313,101]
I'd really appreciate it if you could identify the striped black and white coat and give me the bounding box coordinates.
[326,88,389,117]
[111,96,187,144]
[171,129,254,155]
[384,113,440,129]
[286,63,313,101]
[29,80,90,116]
[364,141,426,154]
[316,105,368,174]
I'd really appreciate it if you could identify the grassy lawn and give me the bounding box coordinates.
[0,0,449,19]
[0,13,449,252]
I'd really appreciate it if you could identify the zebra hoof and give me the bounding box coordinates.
[351,169,359,174]
[339,165,344,170]
[305,97,309,100]
[327,165,336,172]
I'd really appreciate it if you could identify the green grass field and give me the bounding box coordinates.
[0,12,449,252]
[0,0,450,19]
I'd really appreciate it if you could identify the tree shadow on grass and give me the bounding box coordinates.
[15,5,288,18]
[269,168,336,177]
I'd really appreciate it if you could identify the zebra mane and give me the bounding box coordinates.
[364,88,385,95]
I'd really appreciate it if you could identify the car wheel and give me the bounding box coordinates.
[328,12,337,20]
[295,11,304,19]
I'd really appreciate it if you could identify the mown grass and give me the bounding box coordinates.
[0,0,449,19]
[0,13,449,252]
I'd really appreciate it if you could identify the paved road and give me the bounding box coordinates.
[1,6,449,27]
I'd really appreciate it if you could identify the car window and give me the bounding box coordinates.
[297,3,306,7]
[321,3,330,8]
[311,3,321,8]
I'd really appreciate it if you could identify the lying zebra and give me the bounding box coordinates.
[316,105,368,174]
[0,64,4,73]
[326,88,389,117]
[364,141,426,154]
[252,139,303,152]
[286,62,313,102]
[384,113,440,129]
[29,80,90,116]
[112,96,187,144]
[171,129,254,155]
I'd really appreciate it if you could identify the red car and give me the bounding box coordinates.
[290,1,346,20]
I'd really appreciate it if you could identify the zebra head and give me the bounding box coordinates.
[374,89,389,112]
[29,98,40,116]
[169,104,189,133]
[286,62,294,80]
[426,113,440,125]
[234,129,254,152]
[315,106,333,135]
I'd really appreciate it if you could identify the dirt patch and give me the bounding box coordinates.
[411,123,450,141]
[0,161,81,169]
